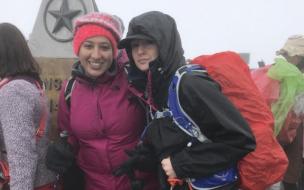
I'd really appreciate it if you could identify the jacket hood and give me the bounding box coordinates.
[121,11,186,108]
[120,11,186,78]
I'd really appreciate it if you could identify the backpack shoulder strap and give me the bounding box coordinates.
[34,80,47,140]
[0,78,12,89]
[64,76,76,109]
[168,64,208,142]
[57,77,76,139]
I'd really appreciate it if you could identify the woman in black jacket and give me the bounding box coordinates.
[117,11,256,190]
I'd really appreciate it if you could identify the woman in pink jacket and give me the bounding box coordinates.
[57,12,158,190]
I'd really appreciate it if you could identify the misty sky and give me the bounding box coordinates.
[1,0,304,68]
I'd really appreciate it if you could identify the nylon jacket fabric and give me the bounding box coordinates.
[124,11,256,190]
[57,59,158,190]
[251,65,280,106]
[192,51,288,190]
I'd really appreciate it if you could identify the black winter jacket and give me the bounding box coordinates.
[122,11,256,189]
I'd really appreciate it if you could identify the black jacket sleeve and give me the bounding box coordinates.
[170,73,256,178]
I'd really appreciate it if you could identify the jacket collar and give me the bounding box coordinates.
[72,61,118,85]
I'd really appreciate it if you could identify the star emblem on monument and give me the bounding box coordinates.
[43,0,87,42]
[48,0,81,33]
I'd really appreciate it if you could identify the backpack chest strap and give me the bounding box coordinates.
[154,109,172,119]
[154,109,205,142]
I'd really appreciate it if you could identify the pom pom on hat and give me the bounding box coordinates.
[73,12,124,56]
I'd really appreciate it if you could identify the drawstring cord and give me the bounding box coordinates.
[53,174,60,190]
[139,71,157,142]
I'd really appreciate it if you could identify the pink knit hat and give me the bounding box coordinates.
[73,12,124,57]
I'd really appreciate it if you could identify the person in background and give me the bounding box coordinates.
[0,23,56,189]
[276,35,304,190]
[117,11,256,190]
[252,35,304,190]
[56,12,158,190]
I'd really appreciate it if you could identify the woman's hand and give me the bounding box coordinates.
[161,157,177,178]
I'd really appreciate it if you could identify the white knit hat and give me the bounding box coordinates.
[277,35,304,57]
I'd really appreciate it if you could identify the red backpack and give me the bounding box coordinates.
[191,51,288,190]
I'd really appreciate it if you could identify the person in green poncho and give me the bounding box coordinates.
[266,35,304,190]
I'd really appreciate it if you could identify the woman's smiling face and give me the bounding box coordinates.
[78,36,114,79]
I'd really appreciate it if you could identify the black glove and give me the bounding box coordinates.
[113,143,158,177]
[144,117,191,159]
[114,143,157,190]
[113,151,138,177]
[113,156,145,190]
[62,163,85,190]
[45,137,75,175]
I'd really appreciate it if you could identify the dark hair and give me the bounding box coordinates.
[0,23,41,82]
[296,57,304,71]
